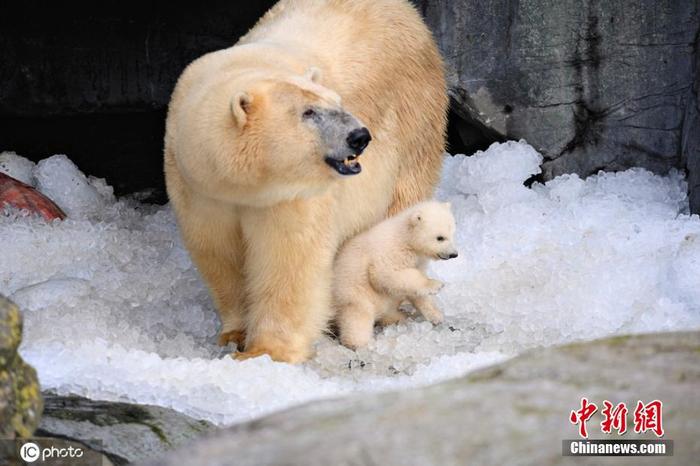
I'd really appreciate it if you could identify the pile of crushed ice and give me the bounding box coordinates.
[1,141,698,425]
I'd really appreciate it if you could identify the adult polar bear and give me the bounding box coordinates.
[164,0,447,362]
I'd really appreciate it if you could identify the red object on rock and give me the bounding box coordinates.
[0,172,66,221]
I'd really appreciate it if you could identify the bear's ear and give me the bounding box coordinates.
[231,92,253,128]
[409,211,423,227]
[305,67,322,84]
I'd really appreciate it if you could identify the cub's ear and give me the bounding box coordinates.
[409,210,423,227]
[305,67,322,84]
[231,91,253,127]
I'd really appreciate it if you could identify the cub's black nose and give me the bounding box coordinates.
[449,253,458,259]
[347,127,372,154]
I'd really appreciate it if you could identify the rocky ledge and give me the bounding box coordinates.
[145,331,699,466]
[37,394,217,465]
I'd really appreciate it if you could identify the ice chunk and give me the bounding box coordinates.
[0,151,36,185]
[668,232,700,306]
[456,140,542,194]
[33,154,111,218]
[451,141,543,212]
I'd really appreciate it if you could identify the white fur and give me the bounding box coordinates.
[333,201,458,349]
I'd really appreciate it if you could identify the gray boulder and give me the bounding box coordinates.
[415,0,700,212]
[144,331,700,466]
[38,395,217,465]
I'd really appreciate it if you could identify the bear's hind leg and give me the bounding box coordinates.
[180,211,247,348]
[190,247,247,348]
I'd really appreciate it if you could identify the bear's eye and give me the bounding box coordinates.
[437,236,446,242]
[302,108,316,118]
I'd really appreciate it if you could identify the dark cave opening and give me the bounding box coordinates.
[0,111,169,204]
[445,99,503,156]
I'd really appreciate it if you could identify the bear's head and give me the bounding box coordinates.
[177,67,371,206]
[407,201,459,261]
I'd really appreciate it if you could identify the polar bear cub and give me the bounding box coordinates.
[333,201,458,349]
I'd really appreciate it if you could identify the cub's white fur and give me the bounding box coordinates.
[333,201,458,349]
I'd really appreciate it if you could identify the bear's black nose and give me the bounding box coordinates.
[347,127,372,154]
[449,252,458,259]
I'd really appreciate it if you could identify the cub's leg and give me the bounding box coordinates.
[377,303,407,326]
[410,296,444,325]
[178,206,247,347]
[238,200,334,363]
[337,299,376,350]
[369,266,444,298]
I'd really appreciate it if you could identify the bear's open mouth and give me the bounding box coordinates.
[325,154,362,176]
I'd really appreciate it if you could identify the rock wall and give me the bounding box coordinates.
[685,37,700,214]
[415,0,700,212]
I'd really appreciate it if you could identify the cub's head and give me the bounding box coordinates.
[407,201,459,261]
[180,67,371,205]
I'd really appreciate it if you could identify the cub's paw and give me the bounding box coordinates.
[340,335,372,351]
[422,279,444,296]
[423,309,444,325]
[378,309,408,326]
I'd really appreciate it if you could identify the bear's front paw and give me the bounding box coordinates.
[218,329,246,347]
[234,343,312,364]
[233,349,268,361]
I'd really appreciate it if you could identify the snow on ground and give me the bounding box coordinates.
[1,141,699,425]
